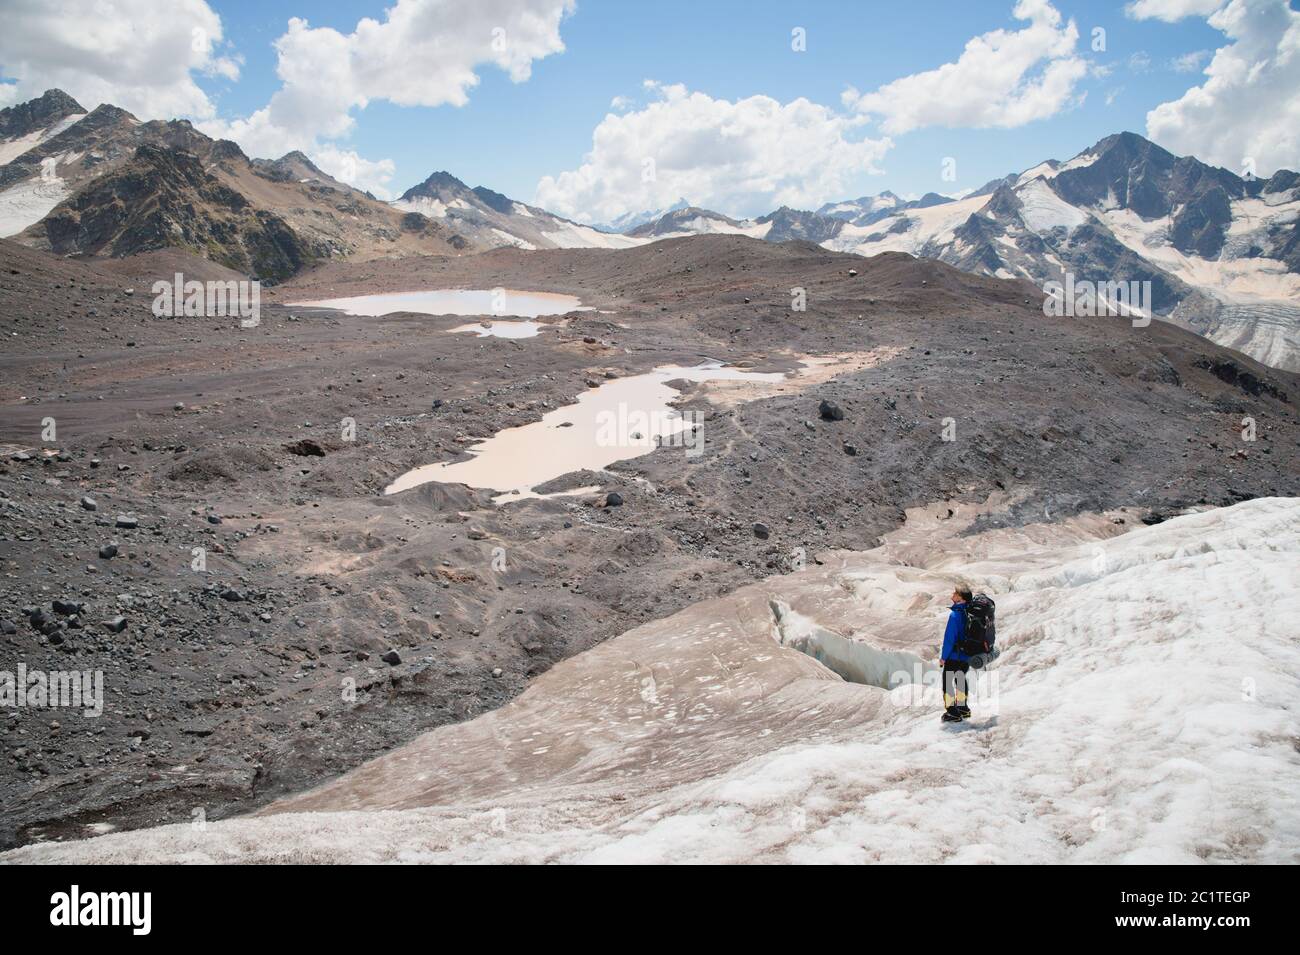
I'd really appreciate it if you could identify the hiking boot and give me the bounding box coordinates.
[957,705,971,718]
[941,708,963,723]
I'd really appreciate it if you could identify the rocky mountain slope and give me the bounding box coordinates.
[0,91,471,280]
[0,89,86,165]
[629,133,1300,372]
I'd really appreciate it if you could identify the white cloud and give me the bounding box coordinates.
[200,0,573,194]
[0,0,238,120]
[1145,0,1300,176]
[1129,51,1154,72]
[1170,49,1211,72]
[842,0,1088,134]
[533,82,893,223]
[311,147,398,199]
[1125,0,1225,22]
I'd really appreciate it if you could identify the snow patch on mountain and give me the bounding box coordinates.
[0,112,85,166]
[829,193,986,256]
[0,167,71,237]
[1016,178,1089,233]
[539,220,646,249]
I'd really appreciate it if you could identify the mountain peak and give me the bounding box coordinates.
[1087,130,1175,165]
[400,170,471,201]
[0,88,86,139]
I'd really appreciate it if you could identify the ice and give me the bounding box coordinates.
[829,193,988,256]
[0,113,85,166]
[0,174,69,237]
[538,220,647,249]
[285,288,584,318]
[6,497,1297,864]
[447,319,545,338]
[1015,178,1088,232]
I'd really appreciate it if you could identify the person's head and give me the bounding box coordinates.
[951,583,973,605]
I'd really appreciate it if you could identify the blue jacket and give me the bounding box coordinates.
[941,602,970,662]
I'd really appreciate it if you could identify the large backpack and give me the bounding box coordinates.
[958,594,996,657]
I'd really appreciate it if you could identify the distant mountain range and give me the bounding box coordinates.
[608,134,1300,371]
[1,89,1295,369]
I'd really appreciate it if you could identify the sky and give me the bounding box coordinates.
[1,0,1298,223]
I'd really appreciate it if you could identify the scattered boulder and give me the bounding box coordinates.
[101,616,128,634]
[605,491,624,507]
[115,515,138,529]
[381,650,402,666]
[98,544,118,559]
[79,496,97,511]
[284,439,327,457]
[752,521,771,540]
[819,399,844,421]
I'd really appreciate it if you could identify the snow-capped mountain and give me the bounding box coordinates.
[624,133,1300,372]
[826,132,1299,371]
[0,90,469,279]
[392,170,645,250]
[0,89,86,166]
[594,198,690,233]
[624,204,846,243]
[816,189,904,225]
[625,205,770,239]
[814,189,957,227]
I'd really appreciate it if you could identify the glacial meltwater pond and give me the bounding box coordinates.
[448,319,545,338]
[385,363,785,500]
[286,288,585,318]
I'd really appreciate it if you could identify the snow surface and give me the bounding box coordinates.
[1013,151,1095,186]
[7,497,1297,864]
[650,215,773,241]
[1103,207,1300,302]
[538,220,647,249]
[0,113,85,166]
[1016,161,1059,185]
[829,194,987,257]
[1015,178,1088,233]
[0,173,69,237]
[489,227,537,250]
[391,195,447,218]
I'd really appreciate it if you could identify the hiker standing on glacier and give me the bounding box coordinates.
[939,584,973,723]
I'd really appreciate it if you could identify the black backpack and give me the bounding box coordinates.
[958,594,996,656]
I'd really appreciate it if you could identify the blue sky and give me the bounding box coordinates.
[4,0,1298,220]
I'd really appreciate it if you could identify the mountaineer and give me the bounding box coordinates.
[939,584,997,723]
